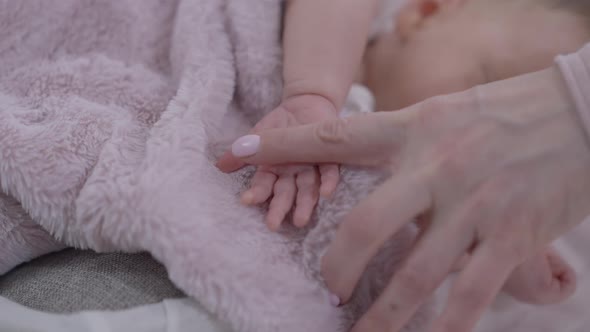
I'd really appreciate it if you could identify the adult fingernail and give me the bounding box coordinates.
[329,293,341,306]
[231,135,260,158]
[240,191,254,205]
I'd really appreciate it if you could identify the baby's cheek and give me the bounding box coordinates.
[374,65,447,110]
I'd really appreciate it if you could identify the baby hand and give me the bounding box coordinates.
[217,94,340,231]
[502,246,577,305]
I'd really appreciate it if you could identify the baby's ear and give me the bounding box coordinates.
[395,0,465,40]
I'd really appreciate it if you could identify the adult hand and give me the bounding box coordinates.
[217,94,340,230]
[228,67,590,332]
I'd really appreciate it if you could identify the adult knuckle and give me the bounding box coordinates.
[464,175,516,220]
[314,118,351,144]
[437,153,469,179]
[414,95,454,125]
[413,90,477,131]
[462,185,501,220]
[429,137,473,181]
[430,144,477,185]
[465,193,491,216]
[489,234,527,260]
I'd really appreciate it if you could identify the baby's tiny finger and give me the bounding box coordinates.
[242,170,277,205]
[319,164,340,197]
[294,169,320,227]
[216,150,247,173]
[266,176,296,231]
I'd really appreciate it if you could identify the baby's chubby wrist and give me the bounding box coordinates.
[279,92,340,117]
[281,79,345,116]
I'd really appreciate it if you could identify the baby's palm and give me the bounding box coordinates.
[218,95,340,230]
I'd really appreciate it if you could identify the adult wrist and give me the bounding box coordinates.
[477,66,582,142]
[476,65,590,229]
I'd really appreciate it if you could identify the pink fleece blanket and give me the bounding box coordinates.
[0,1,432,331]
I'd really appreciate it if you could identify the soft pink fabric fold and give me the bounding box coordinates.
[0,1,430,331]
[6,2,588,331]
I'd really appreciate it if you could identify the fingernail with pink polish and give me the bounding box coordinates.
[231,135,260,158]
[329,293,341,307]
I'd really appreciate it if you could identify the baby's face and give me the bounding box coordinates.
[362,0,590,111]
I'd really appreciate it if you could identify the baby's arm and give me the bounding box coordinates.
[281,0,380,109]
[219,0,380,230]
[262,0,382,229]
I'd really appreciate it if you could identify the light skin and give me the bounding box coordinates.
[362,0,590,111]
[220,0,590,331]
[229,68,590,331]
[358,0,589,310]
[217,0,380,230]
